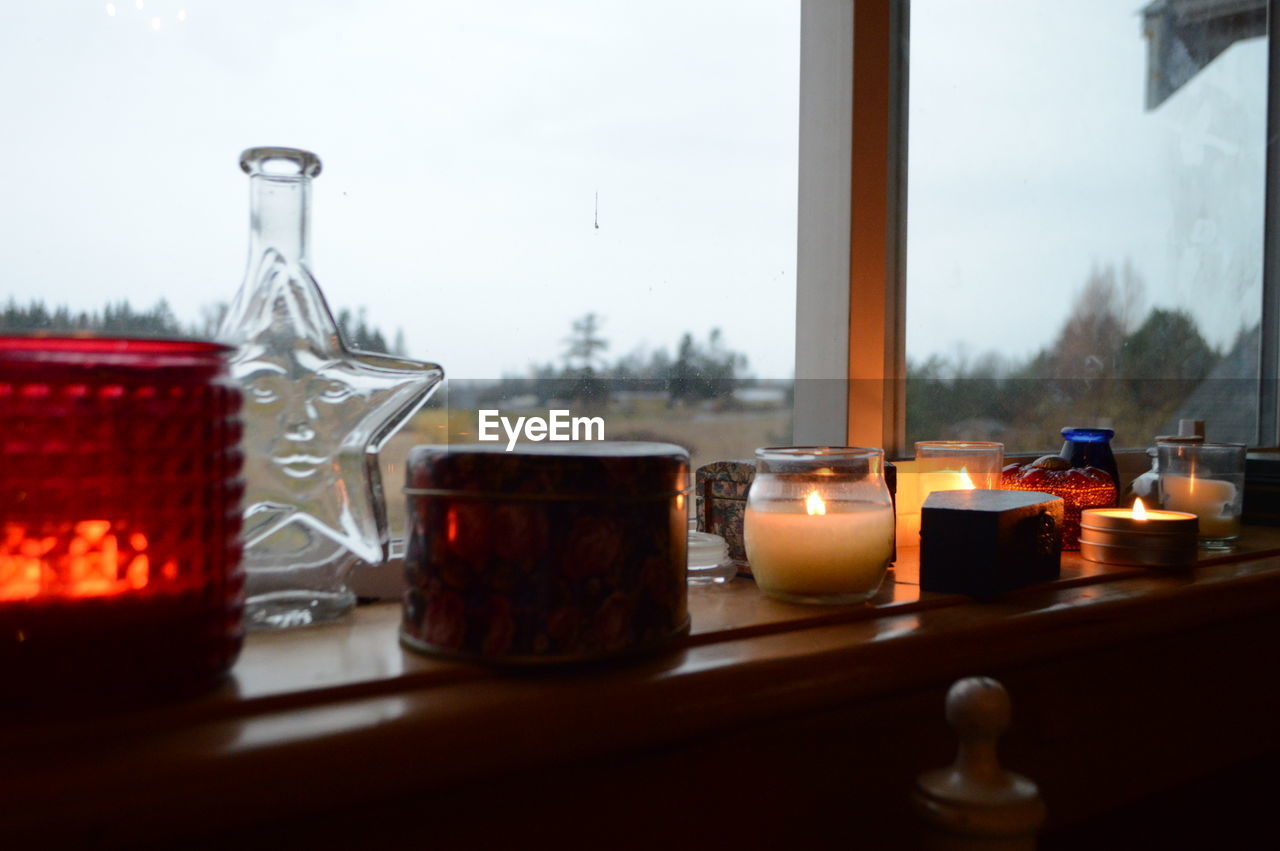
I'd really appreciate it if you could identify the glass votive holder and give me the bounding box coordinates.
[744,446,894,605]
[0,337,245,703]
[1158,441,1247,550]
[915,441,1005,493]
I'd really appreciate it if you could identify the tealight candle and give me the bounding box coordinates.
[744,447,894,604]
[1079,498,1198,567]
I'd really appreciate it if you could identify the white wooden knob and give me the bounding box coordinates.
[913,677,1046,850]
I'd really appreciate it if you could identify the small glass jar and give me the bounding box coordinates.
[915,441,1004,491]
[1158,441,1247,550]
[744,447,894,605]
[687,519,735,585]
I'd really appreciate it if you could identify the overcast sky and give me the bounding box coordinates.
[1,0,799,379]
[909,0,1266,365]
[0,1,1266,379]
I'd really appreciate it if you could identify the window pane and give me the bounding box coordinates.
[0,2,799,483]
[906,0,1267,451]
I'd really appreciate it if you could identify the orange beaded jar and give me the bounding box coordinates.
[1001,456,1116,551]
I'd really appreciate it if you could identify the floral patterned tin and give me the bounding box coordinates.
[402,442,690,664]
[695,459,755,573]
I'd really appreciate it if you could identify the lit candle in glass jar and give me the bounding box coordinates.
[744,447,895,605]
[1157,442,1246,550]
[0,337,245,703]
[898,441,1003,547]
[746,491,894,600]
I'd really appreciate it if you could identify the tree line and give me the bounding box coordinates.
[0,299,406,356]
[1,299,755,409]
[905,264,1246,449]
[480,312,756,409]
[6,269,1232,451]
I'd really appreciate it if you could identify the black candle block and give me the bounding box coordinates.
[920,489,1064,599]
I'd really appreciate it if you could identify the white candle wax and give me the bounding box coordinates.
[1161,474,1240,539]
[896,469,977,549]
[917,470,975,497]
[744,501,894,599]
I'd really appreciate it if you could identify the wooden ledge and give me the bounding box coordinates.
[5,528,1280,845]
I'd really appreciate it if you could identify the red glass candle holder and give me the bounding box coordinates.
[0,337,245,704]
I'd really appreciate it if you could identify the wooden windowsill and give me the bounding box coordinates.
[6,529,1280,845]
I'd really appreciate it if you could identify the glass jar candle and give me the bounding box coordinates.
[915,440,1003,494]
[896,442,1003,548]
[744,447,894,605]
[0,337,245,703]
[1158,441,1247,549]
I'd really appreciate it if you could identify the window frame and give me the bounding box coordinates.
[795,0,909,454]
[1260,0,1280,445]
[796,0,1280,454]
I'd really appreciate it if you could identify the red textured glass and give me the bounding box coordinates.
[0,337,245,704]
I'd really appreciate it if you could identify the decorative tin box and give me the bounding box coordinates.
[402,442,690,664]
[695,459,755,571]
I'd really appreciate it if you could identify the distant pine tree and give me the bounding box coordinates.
[0,298,186,337]
[1,298,407,354]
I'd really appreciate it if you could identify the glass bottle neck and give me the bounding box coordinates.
[246,174,311,263]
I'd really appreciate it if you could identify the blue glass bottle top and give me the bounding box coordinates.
[1059,426,1119,492]
[1061,427,1115,443]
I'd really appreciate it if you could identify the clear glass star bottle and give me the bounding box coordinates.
[218,147,444,629]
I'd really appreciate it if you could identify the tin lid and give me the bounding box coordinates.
[1078,507,1197,536]
[406,441,689,497]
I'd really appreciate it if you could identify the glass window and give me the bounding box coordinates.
[0,2,800,499]
[905,0,1267,451]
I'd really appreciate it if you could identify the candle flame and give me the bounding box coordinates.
[1133,497,1148,520]
[805,490,827,516]
[958,467,976,489]
[0,521,174,601]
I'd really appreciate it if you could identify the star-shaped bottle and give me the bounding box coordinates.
[219,147,443,629]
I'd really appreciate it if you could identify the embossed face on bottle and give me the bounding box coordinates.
[240,352,359,499]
